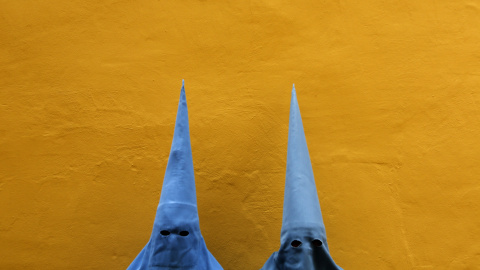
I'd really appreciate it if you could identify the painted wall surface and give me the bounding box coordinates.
[1,1,480,269]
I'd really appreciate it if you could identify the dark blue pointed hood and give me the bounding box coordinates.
[127,81,223,270]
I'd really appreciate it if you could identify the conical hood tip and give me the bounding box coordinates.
[282,86,325,232]
[158,81,198,210]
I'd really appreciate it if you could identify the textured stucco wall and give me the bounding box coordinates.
[1,1,480,269]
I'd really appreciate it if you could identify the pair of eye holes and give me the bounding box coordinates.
[291,239,322,248]
[160,230,189,236]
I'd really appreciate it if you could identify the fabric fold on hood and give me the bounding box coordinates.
[127,81,223,270]
[261,85,343,270]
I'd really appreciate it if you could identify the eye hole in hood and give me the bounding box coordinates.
[160,230,170,236]
[291,240,302,248]
[312,239,322,247]
[179,231,189,236]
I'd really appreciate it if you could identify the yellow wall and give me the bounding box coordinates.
[1,1,480,269]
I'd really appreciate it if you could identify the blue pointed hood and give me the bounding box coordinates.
[281,84,325,234]
[127,81,223,270]
[261,85,342,270]
[157,80,199,224]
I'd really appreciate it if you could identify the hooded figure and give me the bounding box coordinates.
[261,86,343,270]
[127,81,223,270]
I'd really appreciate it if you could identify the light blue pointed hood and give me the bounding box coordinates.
[281,85,325,235]
[157,80,198,227]
[261,85,342,270]
[127,81,223,270]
